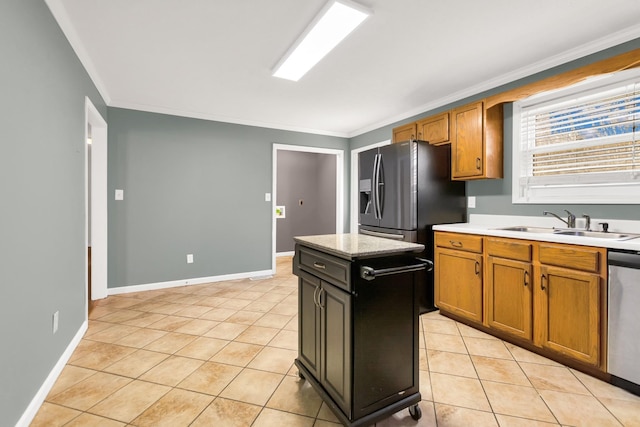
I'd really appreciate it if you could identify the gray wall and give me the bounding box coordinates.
[276,151,337,252]
[0,1,107,424]
[350,38,640,222]
[108,108,348,288]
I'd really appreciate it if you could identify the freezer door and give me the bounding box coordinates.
[358,147,379,227]
[378,142,417,231]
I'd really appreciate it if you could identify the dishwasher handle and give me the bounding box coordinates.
[360,258,433,281]
[608,249,640,269]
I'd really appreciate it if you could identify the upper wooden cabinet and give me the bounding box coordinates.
[416,113,449,145]
[391,123,417,144]
[450,101,503,180]
[392,112,450,145]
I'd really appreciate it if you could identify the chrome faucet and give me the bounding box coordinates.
[544,210,576,228]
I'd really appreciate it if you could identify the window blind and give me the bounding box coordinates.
[513,68,640,204]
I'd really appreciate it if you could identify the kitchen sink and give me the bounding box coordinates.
[496,226,639,240]
[497,226,556,233]
[553,230,638,240]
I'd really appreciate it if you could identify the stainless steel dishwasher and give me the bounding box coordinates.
[608,249,640,395]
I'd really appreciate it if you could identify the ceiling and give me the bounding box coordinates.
[47,0,640,138]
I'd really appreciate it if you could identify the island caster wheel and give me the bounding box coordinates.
[298,371,305,380]
[409,404,422,420]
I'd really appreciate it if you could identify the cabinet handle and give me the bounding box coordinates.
[313,262,326,270]
[313,286,320,307]
[450,240,463,248]
[541,274,547,291]
[474,261,480,276]
[476,157,481,170]
[318,288,325,310]
[524,271,529,287]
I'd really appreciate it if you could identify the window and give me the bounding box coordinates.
[512,68,640,204]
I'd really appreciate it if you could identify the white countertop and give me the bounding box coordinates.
[434,215,640,251]
[294,233,425,260]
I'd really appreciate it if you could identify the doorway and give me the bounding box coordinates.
[85,97,108,315]
[272,144,344,270]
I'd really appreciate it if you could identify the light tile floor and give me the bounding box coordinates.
[31,257,640,426]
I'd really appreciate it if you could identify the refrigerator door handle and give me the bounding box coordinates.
[378,154,384,218]
[373,153,381,219]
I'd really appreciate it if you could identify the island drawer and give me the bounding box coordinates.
[296,245,351,291]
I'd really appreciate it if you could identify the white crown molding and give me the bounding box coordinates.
[108,100,350,138]
[43,0,640,141]
[348,23,640,138]
[44,0,111,104]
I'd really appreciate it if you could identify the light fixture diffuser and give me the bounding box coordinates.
[272,0,371,82]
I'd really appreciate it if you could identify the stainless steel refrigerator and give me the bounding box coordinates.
[358,140,466,312]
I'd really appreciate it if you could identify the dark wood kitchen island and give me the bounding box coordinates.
[292,233,429,426]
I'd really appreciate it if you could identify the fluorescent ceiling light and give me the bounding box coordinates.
[272,0,371,82]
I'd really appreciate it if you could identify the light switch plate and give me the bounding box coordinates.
[187,254,194,264]
[265,193,271,202]
[468,196,476,208]
[115,189,124,200]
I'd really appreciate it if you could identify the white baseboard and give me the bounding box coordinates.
[16,320,88,427]
[276,251,294,257]
[108,269,275,296]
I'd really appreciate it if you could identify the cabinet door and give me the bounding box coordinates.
[435,247,483,322]
[392,123,417,143]
[417,113,449,145]
[320,282,352,417]
[535,265,601,366]
[451,102,484,179]
[487,256,533,340]
[298,276,320,379]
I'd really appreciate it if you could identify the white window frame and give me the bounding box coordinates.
[512,67,640,204]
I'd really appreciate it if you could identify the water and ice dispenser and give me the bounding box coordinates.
[359,179,372,215]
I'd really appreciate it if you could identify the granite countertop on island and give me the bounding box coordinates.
[294,233,424,260]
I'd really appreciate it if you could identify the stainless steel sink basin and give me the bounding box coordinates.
[496,226,639,240]
[497,226,556,233]
[553,230,638,240]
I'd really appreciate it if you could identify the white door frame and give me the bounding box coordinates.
[85,97,108,309]
[272,144,344,271]
[349,140,391,232]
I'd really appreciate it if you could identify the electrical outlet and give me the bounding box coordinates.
[187,254,194,264]
[468,196,476,208]
[115,189,124,200]
[52,311,59,334]
[265,193,271,202]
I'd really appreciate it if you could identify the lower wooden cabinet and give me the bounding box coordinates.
[434,236,483,323]
[487,256,533,340]
[435,232,606,370]
[535,264,601,366]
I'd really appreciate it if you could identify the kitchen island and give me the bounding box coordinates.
[292,233,428,426]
